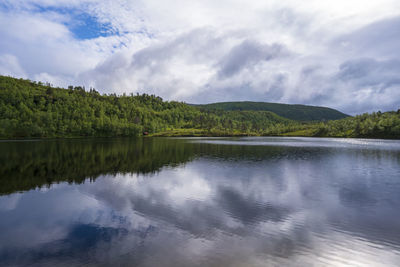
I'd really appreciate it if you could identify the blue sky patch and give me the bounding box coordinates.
[1,4,118,40]
[41,6,116,39]
[68,12,115,40]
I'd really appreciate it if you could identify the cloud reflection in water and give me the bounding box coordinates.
[0,137,399,266]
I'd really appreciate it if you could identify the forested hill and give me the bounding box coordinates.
[194,101,349,121]
[0,75,399,139]
[0,75,294,138]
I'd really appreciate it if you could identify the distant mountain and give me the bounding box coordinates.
[193,101,349,121]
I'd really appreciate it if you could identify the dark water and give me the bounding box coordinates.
[1,137,400,266]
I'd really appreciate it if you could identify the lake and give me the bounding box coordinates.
[1,137,400,266]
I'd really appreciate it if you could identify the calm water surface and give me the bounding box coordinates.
[1,137,400,266]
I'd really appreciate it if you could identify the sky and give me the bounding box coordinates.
[0,0,399,114]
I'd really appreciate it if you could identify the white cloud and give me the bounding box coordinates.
[0,54,27,78]
[0,0,400,114]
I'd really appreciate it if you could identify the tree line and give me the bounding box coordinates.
[0,75,399,139]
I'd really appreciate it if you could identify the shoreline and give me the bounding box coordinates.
[1,134,399,141]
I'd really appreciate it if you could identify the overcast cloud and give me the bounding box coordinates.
[0,0,399,114]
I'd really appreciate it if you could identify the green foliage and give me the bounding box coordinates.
[0,75,295,138]
[0,75,399,139]
[312,111,400,138]
[279,110,400,139]
[194,101,349,121]
[0,76,201,138]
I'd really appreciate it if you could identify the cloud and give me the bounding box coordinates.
[333,16,400,58]
[0,54,26,78]
[0,0,400,114]
[217,40,288,78]
[337,58,400,86]
[0,9,97,79]
[333,58,400,113]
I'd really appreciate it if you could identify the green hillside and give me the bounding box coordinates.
[194,101,349,121]
[280,110,400,139]
[0,75,398,139]
[0,75,294,138]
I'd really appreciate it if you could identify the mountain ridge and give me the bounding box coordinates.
[192,101,349,121]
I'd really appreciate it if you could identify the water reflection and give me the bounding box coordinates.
[0,137,400,266]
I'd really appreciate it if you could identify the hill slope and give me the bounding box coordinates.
[194,101,349,121]
[0,75,294,138]
[1,75,398,139]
